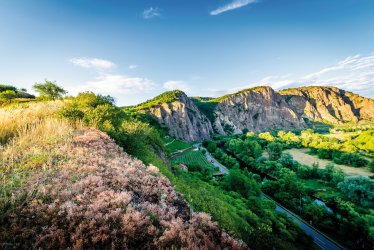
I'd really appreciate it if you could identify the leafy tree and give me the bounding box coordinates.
[337,176,374,208]
[220,169,260,198]
[0,90,18,102]
[266,142,283,161]
[0,84,17,92]
[258,132,276,142]
[33,80,67,100]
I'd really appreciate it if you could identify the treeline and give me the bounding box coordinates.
[0,84,35,104]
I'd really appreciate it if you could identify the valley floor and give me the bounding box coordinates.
[284,148,372,177]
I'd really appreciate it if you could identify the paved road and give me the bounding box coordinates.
[194,144,229,174]
[261,194,343,250]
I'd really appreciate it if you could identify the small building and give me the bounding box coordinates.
[178,164,188,171]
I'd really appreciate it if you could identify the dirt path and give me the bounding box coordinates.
[284,148,372,177]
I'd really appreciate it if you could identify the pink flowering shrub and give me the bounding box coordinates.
[1,129,246,249]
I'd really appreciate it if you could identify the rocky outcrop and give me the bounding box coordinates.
[137,87,373,141]
[279,86,374,124]
[213,86,306,134]
[144,91,213,142]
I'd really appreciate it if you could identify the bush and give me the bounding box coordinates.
[266,142,283,161]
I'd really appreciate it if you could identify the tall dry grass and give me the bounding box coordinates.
[0,101,66,144]
[0,101,82,222]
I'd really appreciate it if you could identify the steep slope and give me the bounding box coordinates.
[136,90,213,142]
[279,86,374,124]
[213,86,306,134]
[1,128,245,249]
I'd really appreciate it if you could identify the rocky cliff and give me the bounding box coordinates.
[138,91,213,142]
[279,86,374,124]
[136,87,373,141]
[213,86,306,134]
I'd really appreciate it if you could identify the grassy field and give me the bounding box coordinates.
[301,179,343,200]
[284,148,372,177]
[174,150,215,169]
[165,139,192,154]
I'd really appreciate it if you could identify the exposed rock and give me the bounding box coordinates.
[279,86,374,124]
[137,86,373,141]
[213,86,306,134]
[141,91,213,142]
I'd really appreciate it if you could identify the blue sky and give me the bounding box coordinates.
[1,0,373,105]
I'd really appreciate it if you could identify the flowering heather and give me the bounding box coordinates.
[0,129,246,249]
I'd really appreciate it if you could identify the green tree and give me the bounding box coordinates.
[337,176,374,208]
[33,80,67,100]
[220,169,260,198]
[266,142,283,161]
[0,90,18,102]
[0,84,17,92]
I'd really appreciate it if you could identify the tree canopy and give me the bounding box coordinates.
[33,80,67,100]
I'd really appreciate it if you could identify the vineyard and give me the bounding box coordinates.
[165,139,192,154]
[174,150,215,169]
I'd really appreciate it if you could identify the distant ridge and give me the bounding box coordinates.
[132,86,374,141]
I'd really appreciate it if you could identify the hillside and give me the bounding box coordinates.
[0,101,245,249]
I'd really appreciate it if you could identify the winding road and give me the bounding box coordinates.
[262,194,343,250]
[195,144,229,174]
[196,144,344,250]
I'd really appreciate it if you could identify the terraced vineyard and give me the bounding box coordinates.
[174,150,215,169]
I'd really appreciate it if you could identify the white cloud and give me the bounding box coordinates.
[70,57,116,71]
[142,7,161,19]
[70,74,156,96]
[163,81,191,93]
[210,0,257,15]
[129,64,138,70]
[250,54,374,98]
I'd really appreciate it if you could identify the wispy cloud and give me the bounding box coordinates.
[128,65,138,70]
[142,7,161,19]
[210,0,257,15]
[70,57,116,71]
[248,53,374,98]
[74,74,156,95]
[163,80,191,93]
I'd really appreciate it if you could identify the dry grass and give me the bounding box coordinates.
[284,148,372,177]
[0,100,66,144]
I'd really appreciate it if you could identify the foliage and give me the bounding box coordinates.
[191,97,219,123]
[0,84,17,92]
[220,169,261,198]
[33,80,67,100]
[135,90,183,110]
[211,148,240,169]
[0,90,18,100]
[267,142,283,161]
[337,176,374,208]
